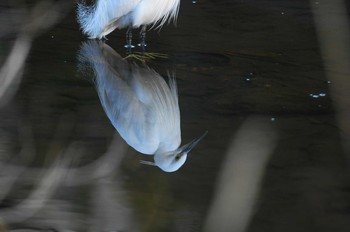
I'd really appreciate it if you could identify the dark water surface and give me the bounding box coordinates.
[1,0,350,231]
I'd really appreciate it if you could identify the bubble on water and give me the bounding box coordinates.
[309,93,327,99]
[244,72,255,82]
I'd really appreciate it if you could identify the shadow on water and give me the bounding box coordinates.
[1,0,350,231]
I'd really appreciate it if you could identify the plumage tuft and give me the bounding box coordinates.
[77,0,122,39]
[77,0,180,38]
[150,0,180,30]
[77,0,97,38]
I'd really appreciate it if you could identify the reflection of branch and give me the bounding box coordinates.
[0,137,127,230]
[0,113,127,228]
[0,123,36,201]
[0,134,127,190]
[22,1,69,36]
[204,117,276,232]
[64,134,128,186]
[0,149,70,224]
[0,1,72,108]
[90,164,134,232]
[310,0,350,159]
[0,35,31,108]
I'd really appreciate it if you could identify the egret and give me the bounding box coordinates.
[77,0,180,46]
[78,41,207,172]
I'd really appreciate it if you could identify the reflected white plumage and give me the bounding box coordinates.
[77,0,180,39]
[78,41,207,172]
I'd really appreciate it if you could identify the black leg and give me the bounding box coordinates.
[125,27,135,53]
[101,36,108,42]
[139,25,147,52]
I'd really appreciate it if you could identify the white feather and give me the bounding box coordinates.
[78,41,207,172]
[77,0,180,39]
[78,41,181,155]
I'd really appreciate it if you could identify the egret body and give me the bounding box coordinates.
[77,0,180,40]
[78,41,206,172]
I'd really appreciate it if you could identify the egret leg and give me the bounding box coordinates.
[102,35,108,42]
[124,27,135,52]
[139,25,147,52]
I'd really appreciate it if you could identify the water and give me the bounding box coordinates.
[1,0,350,231]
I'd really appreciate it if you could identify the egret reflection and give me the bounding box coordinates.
[77,0,180,47]
[78,41,207,172]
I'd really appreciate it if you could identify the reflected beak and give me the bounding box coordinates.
[140,160,156,166]
[180,131,208,155]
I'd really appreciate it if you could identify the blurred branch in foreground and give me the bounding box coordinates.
[0,122,36,202]
[0,133,129,230]
[0,149,71,225]
[310,0,350,160]
[0,134,127,188]
[204,117,276,232]
[0,1,72,108]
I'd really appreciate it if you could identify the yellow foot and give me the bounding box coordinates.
[123,52,168,62]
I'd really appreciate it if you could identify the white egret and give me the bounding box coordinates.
[78,41,207,172]
[77,0,180,46]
